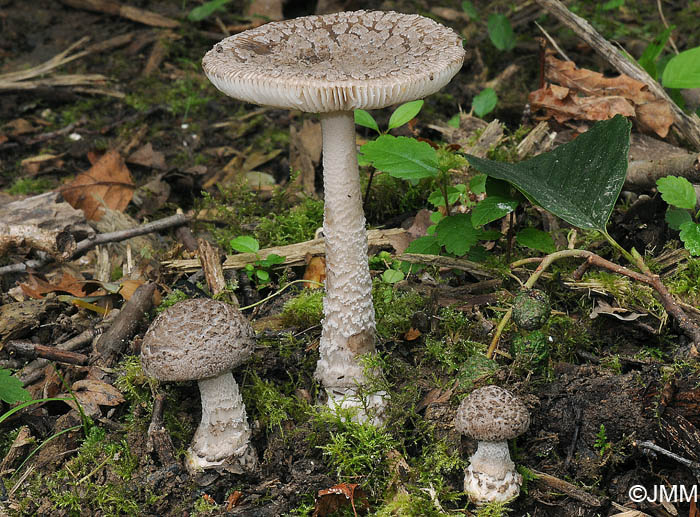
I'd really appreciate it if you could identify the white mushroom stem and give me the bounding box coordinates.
[465,441,522,504]
[187,371,254,472]
[314,111,383,418]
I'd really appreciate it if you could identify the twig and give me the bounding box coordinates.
[531,469,601,506]
[58,0,179,28]
[146,392,179,469]
[535,0,700,149]
[636,440,700,481]
[625,153,700,191]
[655,0,679,55]
[90,282,156,368]
[0,213,190,276]
[5,341,88,365]
[488,249,700,358]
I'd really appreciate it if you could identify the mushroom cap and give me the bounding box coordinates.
[202,10,465,113]
[140,298,255,382]
[455,386,530,441]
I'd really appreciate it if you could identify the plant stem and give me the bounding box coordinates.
[238,279,323,311]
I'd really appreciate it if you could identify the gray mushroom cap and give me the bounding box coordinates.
[202,10,466,113]
[141,298,255,382]
[455,386,530,441]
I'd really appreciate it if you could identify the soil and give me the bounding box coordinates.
[1,1,700,516]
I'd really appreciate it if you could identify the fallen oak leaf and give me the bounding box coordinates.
[403,327,422,341]
[60,150,134,221]
[303,254,326,288]
[63,379,125,417]
[20,272,90,299]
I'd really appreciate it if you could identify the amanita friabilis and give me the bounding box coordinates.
[202,10,465,420]
[140,298,256,473]
[454,386,530,504]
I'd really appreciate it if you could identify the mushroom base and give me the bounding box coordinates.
[186,373,256,473]
[324,385,388,426]
[464,464,522,504]
[464,441,522,504]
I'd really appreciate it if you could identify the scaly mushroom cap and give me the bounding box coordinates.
[141,298,255,382]
[455,386,530,441]
[202,10,465,112]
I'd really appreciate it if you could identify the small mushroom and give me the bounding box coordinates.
[202,11,465,421]
[140,298,256,473]
[454,386,530,504]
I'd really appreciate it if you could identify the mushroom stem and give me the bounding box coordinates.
[470,441,515,479]
[187,371,254,472]
[465,440,522,504]
[315,111,381,418]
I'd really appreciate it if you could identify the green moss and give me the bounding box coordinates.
[241,372,306,434]
[364,173,436,224]
[373,282,427,340]
[6,177,54,195]
[281,289,324,329]
[156,289,189,313]
[668,257,700,307]
[256,197,324,247]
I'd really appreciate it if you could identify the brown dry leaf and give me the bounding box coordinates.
[635,99,674,138]
[64,379,126,417]
[529,86,635,123]
[303,255,326,288]
[20,272,89,299]
[404,327,422,341]
[545,54,655,104]
[119,279,161,305]
[127,143,166,170]
[314,483,368,517]
[60,150,134,221]
[690,498,699,517]
[416,386,455,412]
[225,491,243,511]
[2,118,37,137]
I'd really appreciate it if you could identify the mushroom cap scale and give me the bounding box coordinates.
[455,386,530,442]
[140,298,255,382]
[202,10,466,113]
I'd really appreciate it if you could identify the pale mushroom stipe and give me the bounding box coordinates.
[202,10,465,422]
[454,386,530,504]
[140,298,256,473]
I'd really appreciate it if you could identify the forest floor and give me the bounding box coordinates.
[1,0,700,516]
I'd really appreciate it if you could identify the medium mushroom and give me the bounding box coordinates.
[202,10,465,420]
[454,385,530,504]
[140,298,256,473]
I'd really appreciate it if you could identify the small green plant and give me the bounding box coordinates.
[0,368,31,405]
[594,424,611,456]
[476,501,512,517]
[187,0,233,22]
[156,289,189,313]
[229,236,285,286]
[657,175,700,255]
[472,88,499,117]
[6,177,53,195]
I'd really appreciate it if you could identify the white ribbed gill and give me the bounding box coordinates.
[314,111,376,389]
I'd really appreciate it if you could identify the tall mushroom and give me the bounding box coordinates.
[140,298,256,473]
[454,386,530,504]
[202,10,465,420]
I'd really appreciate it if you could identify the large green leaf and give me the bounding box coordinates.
[435,214,481,256]
[471,196,518,227]
[663,46,700,88]
[0,368,31,404]
[465,115,631,232]
[360,135,439,181]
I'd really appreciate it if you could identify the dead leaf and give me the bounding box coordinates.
[20,272,89,299]
[60,150,134,221]
[201,494,216,506]
[314,483,368,517]
[529,86,636,123]
[635,99,674,138]
[404,327,422,341]
[21,153,64,176]
[2,118,37,137]
[119,279,161,305]
[63,379,125,417]
[303,255,326,288]
[225,491,243,511]
[127,143,166,170]
[690,497,699,517]
[589,299,645,321]
[416,386,454,412]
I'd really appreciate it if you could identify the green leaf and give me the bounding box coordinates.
[487,14,515,51]
[471,196,519,227]
[436,214,480,256]
[0,368,31,404]
[381,269,405,284]
[360,135,439,181]
[516,228,556,254]
[447,114,461,128]
[679,221,700,256]
[188,0,233,21]
[354,109,380,133]
[388,100,424,130]
[472,88,498,118]
[230,236,260,254]
[665,207,693,230]
[465,115,631,232]
[428,187,463,207]
[638,26,674,79]
[256,269,270,282]
[657,175,697,210]
[405,235,441,255]
[469,174,487,195]
[461,1,479,20]
[662,46,700,88]
[602,0,623,10]
[259,253,285,267]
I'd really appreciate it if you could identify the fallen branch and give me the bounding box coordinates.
[531,469,602,506]
[5,340,88,365]
[58,0,180,28]
[0,213,190,276]
[625,152,700,191]
[399,253,497,279]
[162,228,409,272]
[636,440,700,481]
[536,0,700,149]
